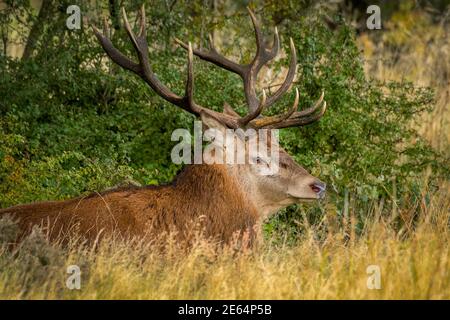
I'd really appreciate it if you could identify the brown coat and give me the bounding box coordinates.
[0,165,259,244]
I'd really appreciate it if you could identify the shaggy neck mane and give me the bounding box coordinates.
[173,164,241,199]
[162,164,259,241]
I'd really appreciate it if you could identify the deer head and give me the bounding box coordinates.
[93,5,327,218]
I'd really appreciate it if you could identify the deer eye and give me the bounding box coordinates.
[255,157,268,166]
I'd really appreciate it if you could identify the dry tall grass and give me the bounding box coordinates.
[0,186,449,300]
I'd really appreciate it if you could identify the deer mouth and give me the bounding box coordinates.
[287,193,321,202]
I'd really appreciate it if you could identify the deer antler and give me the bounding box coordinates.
[92,5,240,129]
[93,5,326,130]
[175,7,326,129]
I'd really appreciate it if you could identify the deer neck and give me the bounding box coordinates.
[174,164,257,211]
[173,164,285,220]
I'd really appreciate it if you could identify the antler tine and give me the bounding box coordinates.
[264,38,297,108]
[186,42,201,113]
[92,24,140,74]
[223,102,240,117]
[249,88,299,128]
[247,8,280,72]
[269,27,280,59]
[246,7,263,60]
[122,7,140,53]
[239,89,267,127]
[267,94,327,129]
[138,4,146,37]
[174,38,245,76]
[293,91,324,118]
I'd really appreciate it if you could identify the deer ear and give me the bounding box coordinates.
[200,111,227,131]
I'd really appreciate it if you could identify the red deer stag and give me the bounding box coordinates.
[0,6,327,245]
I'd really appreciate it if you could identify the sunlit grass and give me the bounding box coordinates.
[0,185,448,300]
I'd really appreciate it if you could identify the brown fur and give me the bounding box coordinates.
[0,164,259,245]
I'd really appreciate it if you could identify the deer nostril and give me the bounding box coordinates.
[310,181,326,197]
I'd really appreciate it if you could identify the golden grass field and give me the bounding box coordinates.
[0,185,448,299]
[0,9,449,300]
